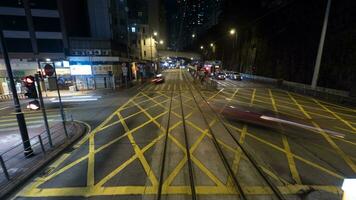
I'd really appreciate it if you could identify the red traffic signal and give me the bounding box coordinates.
[22,75,38,99]
[23,75,35,86]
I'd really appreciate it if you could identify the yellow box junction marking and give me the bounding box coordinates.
[287,93,356,173]
[269,89,302,184]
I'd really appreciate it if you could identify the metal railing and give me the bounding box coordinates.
[0,122,76,188]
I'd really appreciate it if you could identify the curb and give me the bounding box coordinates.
[0,122,89,199]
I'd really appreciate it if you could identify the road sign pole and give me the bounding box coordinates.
[35,74,52,147]
[0,27,33,157]
[52,63,69,138]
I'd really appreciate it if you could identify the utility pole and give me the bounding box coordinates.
[0,27,33,157]
[311,0,332,89]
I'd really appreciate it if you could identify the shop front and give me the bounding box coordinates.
[0,59,38,95]
[68,56,120,90]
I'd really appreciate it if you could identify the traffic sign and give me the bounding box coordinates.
[122,64,128,77]
[44,64,55,76]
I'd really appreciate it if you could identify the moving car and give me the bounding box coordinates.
[151,73,165,84]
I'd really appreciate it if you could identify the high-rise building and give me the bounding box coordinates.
[0,0,68,94]
[173,0,222,50]
[126,0,166,60]
[0,0,68,58]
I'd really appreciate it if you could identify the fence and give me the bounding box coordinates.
[0,122,77,189]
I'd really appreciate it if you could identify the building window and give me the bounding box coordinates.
[144,51,146,57]
[142,27,145,34]
[29,0,58,10]
[37,39,63,53]
[0,0,23,7]
[4,38,32,52]
[33,17,61,32]
[131,27,136,33]
[143,39,146,46]
[0,16,28,31]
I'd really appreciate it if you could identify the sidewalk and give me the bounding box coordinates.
[0,121,87,199]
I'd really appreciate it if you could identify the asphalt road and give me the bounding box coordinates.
[9,69,356,200]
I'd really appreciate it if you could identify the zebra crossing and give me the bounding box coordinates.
[0,109,62,131]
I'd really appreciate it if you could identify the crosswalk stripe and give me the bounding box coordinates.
[0,114,60,123]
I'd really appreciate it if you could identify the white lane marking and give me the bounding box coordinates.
[50,95,102,103]
[0,106,10,111]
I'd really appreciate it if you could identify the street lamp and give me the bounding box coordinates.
[210,43,214,47]
[192,34,196,38]
[153,31,158,36]
[159,40,164,45]
[200,45,204,50]
[230,28,236,35]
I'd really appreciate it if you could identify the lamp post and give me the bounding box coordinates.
[0,25,33,157]
[229,28,238,70]
[210,43,216,60]
[311,0,332,89]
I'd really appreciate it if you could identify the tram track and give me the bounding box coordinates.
[181,69,286,200]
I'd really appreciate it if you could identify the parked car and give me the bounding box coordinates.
[215,72,226,80]
[227,72,242,81]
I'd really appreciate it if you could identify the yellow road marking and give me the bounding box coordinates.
[226,122,344,179]
[20,185,342,197]
[207,88,224,101]
[288,90,356,113]
[87,135,95,187]
[117,112,158,186]
[334,126,356,134]
[287,92,312,119]
[260,166,290,185]
[313,98,356,132]
[227,125,247,186]
[282,136,302,184]
[250,89,256,106]
[312,121,356,173]
[286,94,356,173]
[269,89,301,184]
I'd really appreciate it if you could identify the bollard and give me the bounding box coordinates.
[0,155,10,180]
[38,135,46,153]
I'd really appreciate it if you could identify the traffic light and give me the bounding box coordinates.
[23,75,38,99]
[23,75,40,110]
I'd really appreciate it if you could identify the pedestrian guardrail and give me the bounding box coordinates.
[0,122,76,188]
